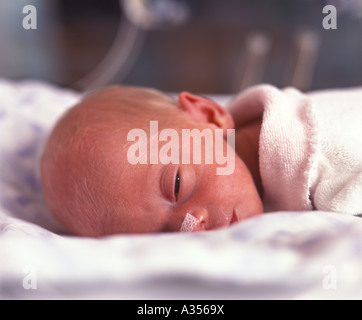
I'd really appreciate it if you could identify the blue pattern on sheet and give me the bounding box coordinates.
[1,79,362,300]
[0,79,80,231]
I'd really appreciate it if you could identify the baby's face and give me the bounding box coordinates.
[41,86,263,236]
[109,125,262,234]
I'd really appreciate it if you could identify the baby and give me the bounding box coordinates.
[40,86,263,236]
[41,84,362,237]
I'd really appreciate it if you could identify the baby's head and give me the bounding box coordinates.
[40,86,263,236]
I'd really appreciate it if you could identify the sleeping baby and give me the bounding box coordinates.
[40,84,362,236]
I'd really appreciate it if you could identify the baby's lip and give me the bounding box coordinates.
[230,209,239,224]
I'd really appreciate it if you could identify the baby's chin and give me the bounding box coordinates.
[238,198,264,222]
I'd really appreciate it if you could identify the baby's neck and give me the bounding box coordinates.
[235,120,263,196]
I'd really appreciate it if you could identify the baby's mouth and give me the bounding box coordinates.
[230,209,239,224]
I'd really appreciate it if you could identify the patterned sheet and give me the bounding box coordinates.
[1,79,362,299]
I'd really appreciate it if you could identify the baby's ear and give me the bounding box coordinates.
[178,92,234,130]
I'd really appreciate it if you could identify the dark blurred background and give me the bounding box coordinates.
[1,0,362,93]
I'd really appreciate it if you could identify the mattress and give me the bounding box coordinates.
[1,79,362,299]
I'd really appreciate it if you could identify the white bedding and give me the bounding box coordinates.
[1,79,362,299]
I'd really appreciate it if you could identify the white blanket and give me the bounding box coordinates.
[228,84,362,215]
[1,79,362,299]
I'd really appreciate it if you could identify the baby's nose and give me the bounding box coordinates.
[192,209,208,231]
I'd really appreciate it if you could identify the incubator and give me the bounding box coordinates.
[1,0,362,93]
